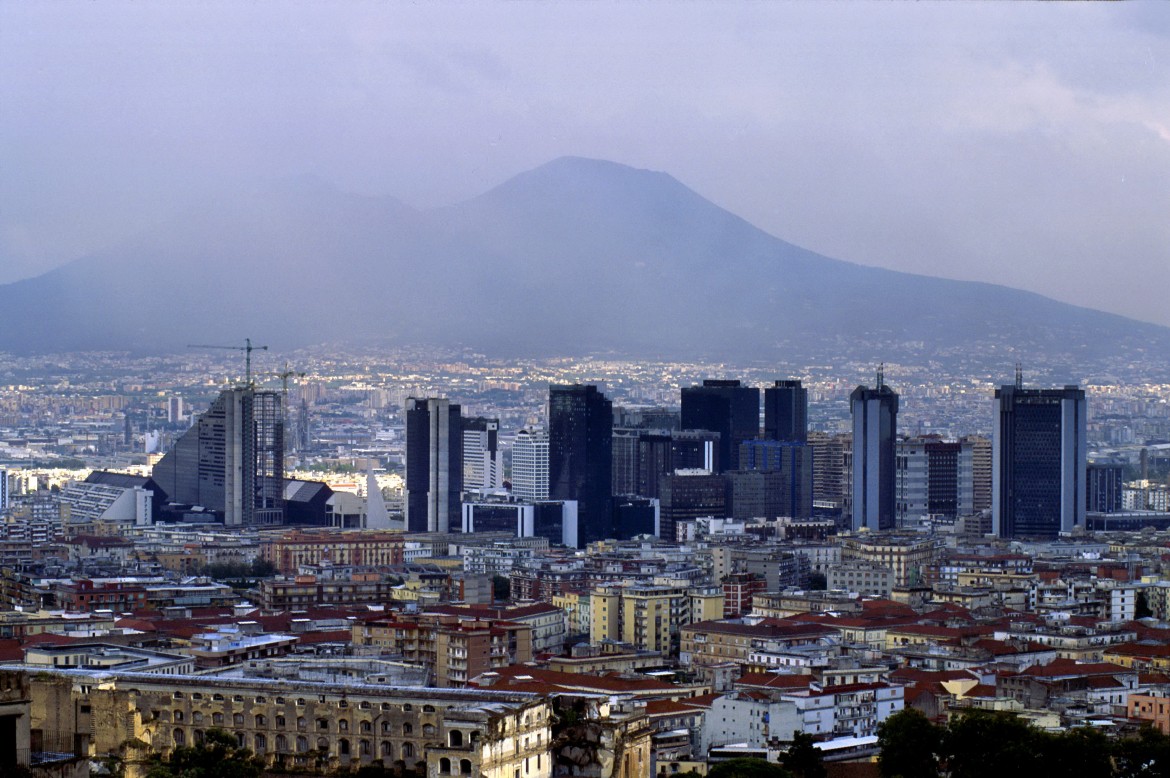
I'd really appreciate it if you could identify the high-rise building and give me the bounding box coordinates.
[510,427,549,501]
[1087,458,1126,514]
[681,380,759,472]
[404,397,463,533]
[764,380,808,443]
[462,417,502,491]
[166,396,184,424]
[850,379,899,532]
[737,439,814,519]
[809,431,848,512]
[658,470,727,542]
[152,387,284,526]
[0,466,8,512]
[611,428,720,500]
[896,436,963,527]
[958,434,992,514]
[549,385,613,547]
[992,383,1087,539]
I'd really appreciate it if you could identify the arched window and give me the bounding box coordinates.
[233,713,244,727]
[339,719,349,732]
[381,741,394,759]
[460,759,472,775]
[173,728,185,746]
[402,723,413,736]
[440,757,452,774]
[297,717,307,730]
[193,712,204,725]
[423,724,436,737]
[276,715,286,728]
[317,737,330,751]
[449,730,463,748]
[339,738,350,756]
[360,739,371,756]
[173,710,184,723]
[360,720,372,734]
[402,742,414,759]
[255,734,267,752]
[194,730,205,745]
[317,718,329,731]
[255,714,267,728]
[208,712,219,725]
[423,705,435,713]
[381,721,392,734]
[236,732,246,748]
[276,734,288,752]
[296,736,309,753]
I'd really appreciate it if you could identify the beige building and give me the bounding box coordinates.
[17,667,553,778]
[840,534,939,587]
[590,582,723,653]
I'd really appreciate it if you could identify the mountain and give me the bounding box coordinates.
[1,156,1167,373]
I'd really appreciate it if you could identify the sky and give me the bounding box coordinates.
[2,2,1169,327]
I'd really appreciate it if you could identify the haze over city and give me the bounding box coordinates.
[2,2,1169,330]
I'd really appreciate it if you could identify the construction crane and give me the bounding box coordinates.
[188,338,269,386]
[267,361,307,454]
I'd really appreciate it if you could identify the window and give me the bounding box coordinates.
[233,713,244,726]
[423,724,436,737]
[460,759,472,774]
[296,736,309,753]
[381,741,394,758]
[381,721,392,735]
[449,731,463,747]
[339,738,350,756]
[256,715,267,728]
[360,739,371,756]
[339,719,349,732]
[254,734,267,752]
[174,711,185,723]
[424,705,435,713]
[440,757,452,774]
[403,723,413,735]
[402,743,414,758]
[318,719,329,731]
[173,729,185,746]
[276,735,288,752]
[360,720,372,734]
[276,716,286,728]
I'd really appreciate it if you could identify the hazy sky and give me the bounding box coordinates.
[3,2,1169,326]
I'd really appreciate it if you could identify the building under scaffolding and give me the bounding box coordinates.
[152,386,284,526]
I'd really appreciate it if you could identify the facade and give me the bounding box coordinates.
[850,381,899,532]
[548,385,612,547]
[260,529,405,574]
[681,379,759,473]
[152,386,284,526]
[1087,459,1126,513]
[957,435,992,515]
[511,426,550,501]
[18,667,552,777]
[658,470,727,542]
[736,440,814,519]
[840,534,938,588]
[764,379,808,443]
[405,397,463,534]
[463,417,502,491]
[992,384,1087,538]
[461,494,579,548]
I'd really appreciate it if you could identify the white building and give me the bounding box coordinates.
[511,427,550,501]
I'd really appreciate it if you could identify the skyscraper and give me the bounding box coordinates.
[764,380,808,443]
[511,427,549,501]
[404,397,463,533]
[850,377,899,532]
[462,417,502,491]
[549,384,612,546]
[992,382,1086,539]
[152,387,284,526]
[681,379,759,472]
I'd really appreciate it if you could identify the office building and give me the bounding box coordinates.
[0,467,7,512]
[896,436,964,527]
[612,428,719,500]
[764,380,808,443]
[461,493,579,548]
[548,385,612,546]
[658,470,727,542]
[737,439,814,519]
[404,397,463,533]
[462,417,502,491]
[992,382,1087,539]
[1088,459,1126,514]
[681,379,759,472]
[152,387,284,526]
[511,426,549,501]
[850,378,899,532]
[958,434,992,515]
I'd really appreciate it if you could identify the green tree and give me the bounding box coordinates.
[877,708,940,778]
[1113,725,1170,778]
[707,757,794,778]
[144,728,264,778]
[1042,727,1113,778]
[781,731,826,778]
[942,710,1042,778]
[492,574,511,601]
[805,572,827,591]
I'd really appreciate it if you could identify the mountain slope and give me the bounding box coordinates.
[0,157,1166,372]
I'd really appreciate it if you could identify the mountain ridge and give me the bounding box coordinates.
[0,156,1166,376]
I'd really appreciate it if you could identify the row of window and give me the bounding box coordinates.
[168,690,440,713]
[165,713,471,744]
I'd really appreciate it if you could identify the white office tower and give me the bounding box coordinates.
[463,417,503,490]
[511,427,550,500]
[167,396,184,423]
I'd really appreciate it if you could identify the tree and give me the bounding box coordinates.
[805,572,827,591]
[1113,725,1170,778]
[707,758,794,778]
[781,731,825,778]
[877,708,940,778]
[144,728,264,778]
[941,710,1043,778]
[492,574,511,601]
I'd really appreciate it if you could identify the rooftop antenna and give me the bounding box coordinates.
[188,338,269,386]
[1015,362,1023,389]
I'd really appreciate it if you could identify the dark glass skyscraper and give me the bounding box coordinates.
[850,381,899,531]
[764,380,808,443]
[681,379,759,472]
[404,397,463,533]
[992,384,1086,539]
[152,386,284,526]
[549,384,613,547]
